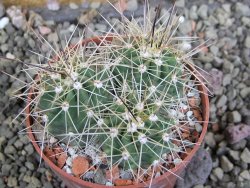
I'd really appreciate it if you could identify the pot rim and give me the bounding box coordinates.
[25,36,209,188]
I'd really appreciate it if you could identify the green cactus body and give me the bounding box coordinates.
[37,36,186,170]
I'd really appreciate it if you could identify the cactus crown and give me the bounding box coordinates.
[24,3,209,185]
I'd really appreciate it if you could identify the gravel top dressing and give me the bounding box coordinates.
[0,0,250,188]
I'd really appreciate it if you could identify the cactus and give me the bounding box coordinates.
[24,2,209,185]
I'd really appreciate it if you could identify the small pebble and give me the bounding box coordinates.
[195,123,203,133]
[0,3,5,17]
[66,157,73,166]
[205,132,216,148]
[90,2,101,9]
[106,181,113,186]
[213,167,224,180]
[228,150,240,161]
[68,147,76,156]
[240,148,250,163]
[186,111,193,117]
[38,26,52,35]
[126,0,138,12]
[69,2,79,9]
[72,156,89,176]
[240,170,250,180]
[47,0,60,11]
[176,0,185,7]
[6,52,15,59]
[220,156,233,172]
[0,17,9,29]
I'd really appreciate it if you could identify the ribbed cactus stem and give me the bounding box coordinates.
[24,3,209,184]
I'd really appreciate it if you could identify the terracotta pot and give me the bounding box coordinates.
[26,37,209,188]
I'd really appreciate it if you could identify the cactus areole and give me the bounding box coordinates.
[26,36,209,187]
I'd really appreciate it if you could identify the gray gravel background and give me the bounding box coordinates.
[0,0,250,188]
